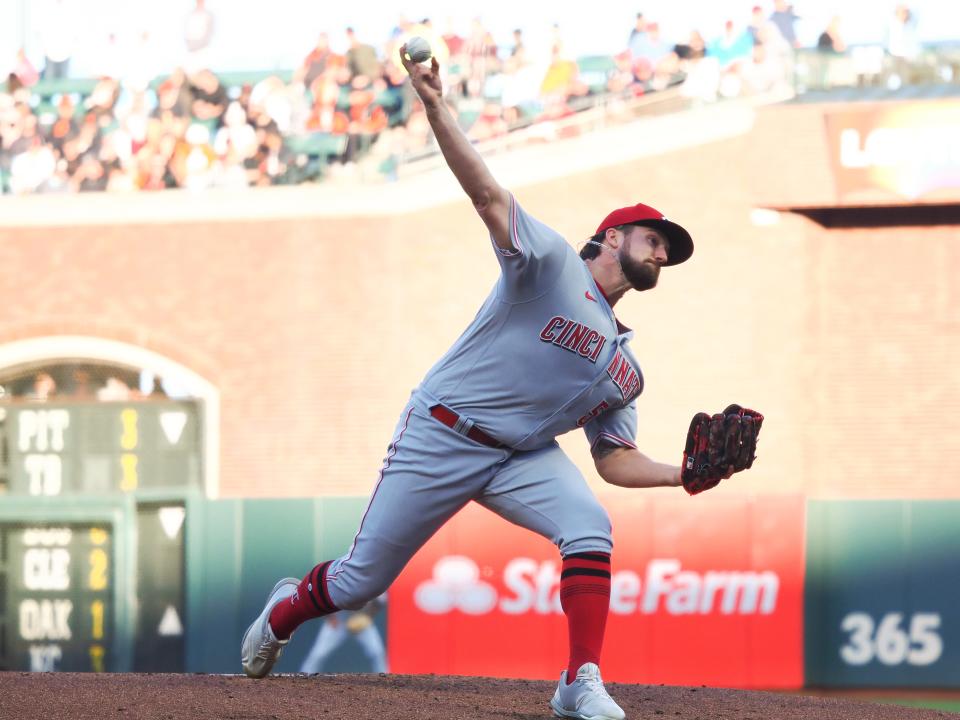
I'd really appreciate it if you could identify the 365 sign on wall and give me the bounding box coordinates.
[389,494,805,688]
[805,501,960,687]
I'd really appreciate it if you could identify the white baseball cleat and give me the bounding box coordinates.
[240,577,300,678]
[550,662,626,720]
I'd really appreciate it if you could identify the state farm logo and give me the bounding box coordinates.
[414,557,779,616]
[414,556,498,614]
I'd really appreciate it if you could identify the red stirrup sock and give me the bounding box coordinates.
[560,551,611,683]
[269,561,339,640]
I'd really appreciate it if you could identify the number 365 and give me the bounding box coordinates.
[840,612,943,666]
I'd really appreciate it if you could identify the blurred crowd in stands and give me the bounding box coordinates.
[0,365,190,402]
[0,1,938,194]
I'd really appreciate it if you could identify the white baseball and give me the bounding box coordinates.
[405,35,432,63]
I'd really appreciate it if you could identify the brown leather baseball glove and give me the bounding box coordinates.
[681,404,763,495]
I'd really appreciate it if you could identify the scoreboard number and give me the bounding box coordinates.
[90,600,104,640]
[119,409,138,451]
[88,549,108,591]
[119,455,138,492]
[89,644,105,673]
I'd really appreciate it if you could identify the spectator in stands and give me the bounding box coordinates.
[343,74,388,165]
[173,122,217,190]
[708,20,754,68]
[98,376,132,401]
[85,77,121,120]
[886,5,920,63]
[509,29,525,62]
[299,33,336,88]
[747,6,767,45]
[627,13,647,59]
[441,19,465,57]
[381,59,414,126]
[249,74,304,135]
[604,51,638,96]
[69,368,95,399]
[817,16,847,54]
[629,20,673,67]
[632,22,682,91]
[500,37,544,123]
[9,134,57,194]
[188,69,228,122]
[304,63,348,134]
[148,375,168,398]
[675,30,707,63]
[184,0,216,61]
[39,0,77,80]
[215,101,258,162]
[155,69,193,120]
[678,30,721,102]
[739,43,789,94]
[29,372,57,401]
[345,27,381,83]
[139,132,179,190]
[248,124,292,186]
[12,49,39,89]
[73,152,107,192]
[540,42,587,118]
[120,90,151,156]
[5,73,23,95]
[462,17,497,97]
[769,0,801,49]
[46,95,74,152]
[753,11,791,56]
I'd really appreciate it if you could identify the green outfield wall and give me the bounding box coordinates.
[805,500,960,687]
[2,495,959,686]
[0,494,375,674]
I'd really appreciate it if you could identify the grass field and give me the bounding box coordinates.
[877,699,960,713]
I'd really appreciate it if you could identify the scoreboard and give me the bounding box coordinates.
[0,399,199,672]
[3,400,201,496]
[0,515,129,672]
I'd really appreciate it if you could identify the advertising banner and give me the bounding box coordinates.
[824,101,960,202]
[389,493,805,688]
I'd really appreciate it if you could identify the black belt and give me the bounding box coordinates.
[429,405,506,449]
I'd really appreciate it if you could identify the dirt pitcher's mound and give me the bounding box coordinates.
[0,672,955,720]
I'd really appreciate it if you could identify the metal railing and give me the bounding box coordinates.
[396,85,693,178]
[792,44,960,93]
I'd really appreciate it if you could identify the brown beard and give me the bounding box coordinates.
[619,252,659,291]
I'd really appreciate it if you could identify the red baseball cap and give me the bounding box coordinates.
[595,203,694,266]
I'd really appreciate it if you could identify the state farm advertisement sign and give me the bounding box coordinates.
[389,494,804,688]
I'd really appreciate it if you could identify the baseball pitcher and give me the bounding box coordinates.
[241,44,763,720]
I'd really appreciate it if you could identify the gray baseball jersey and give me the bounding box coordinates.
[325,196,644,610]
[419,194,642,453]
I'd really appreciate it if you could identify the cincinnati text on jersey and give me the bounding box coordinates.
[538,315,607,362]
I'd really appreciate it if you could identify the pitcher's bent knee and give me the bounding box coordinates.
[558,504,613,557]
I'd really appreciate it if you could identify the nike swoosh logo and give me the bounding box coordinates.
[585,291,597,302]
